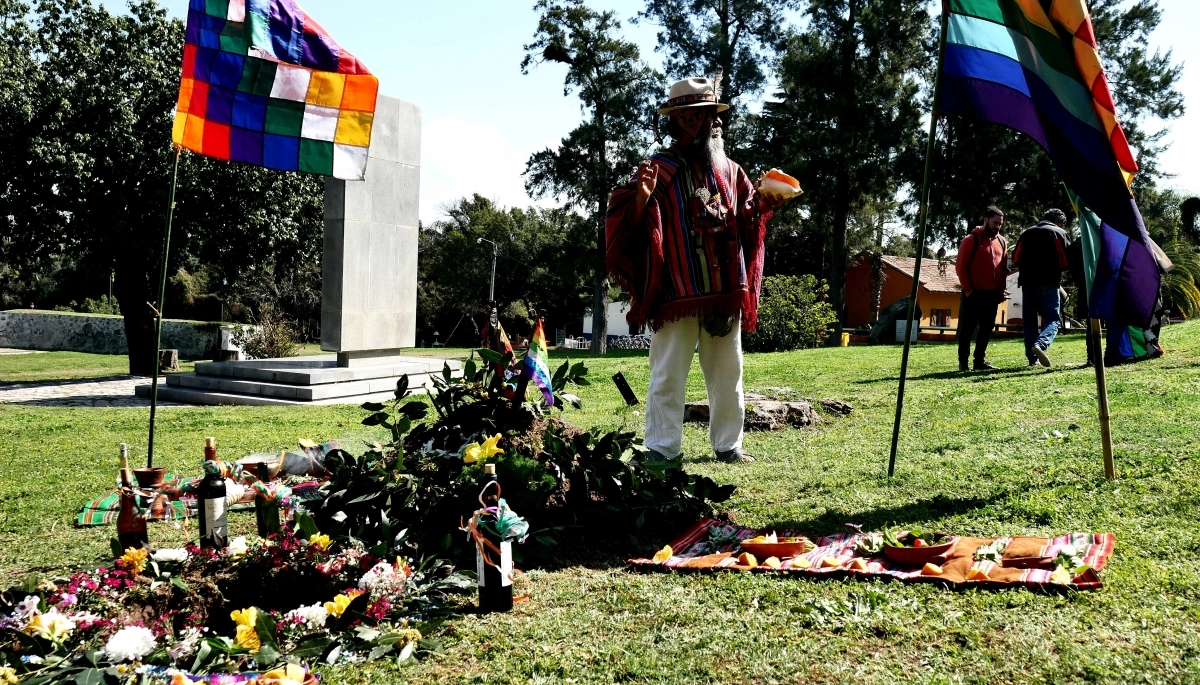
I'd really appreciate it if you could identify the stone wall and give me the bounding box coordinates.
[0,310,231,358]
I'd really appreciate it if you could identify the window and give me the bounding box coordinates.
[931,309,951,327]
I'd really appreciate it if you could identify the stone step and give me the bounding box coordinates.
[136,384,416,406]
[192,355,460,385]
[164,370,443,402]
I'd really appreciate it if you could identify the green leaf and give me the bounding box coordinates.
[361,412,389,426]
[109,538,125,559]
[73,669,106,685]
[170,575,189,591]
[397,641,416,662]
[20,571,41,594]
[190,641,214,672]
[360,401,386,412]
[442,361,452,382]
[255,643,281,667]
[295,512,320,539]
[463,358,477,380]
[395,375,410,398]
[290,636,333,659]
[477,348,504,364]
[400,401,428,419]
[369,643,394,661]
[254,605,280,651]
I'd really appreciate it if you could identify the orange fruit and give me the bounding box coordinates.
[763,556,782,569]
[652,545,673,564]
[966,567,990,581]
[921,563,943,576]
[793,557,812,569]
[821,556,842,568]
[737,552,758,568]
[847,558,868,571]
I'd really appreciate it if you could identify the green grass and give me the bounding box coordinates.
[3,326,1200,683]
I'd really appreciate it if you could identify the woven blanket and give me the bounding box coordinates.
[75,479,323,527]
[629,518,1115,591]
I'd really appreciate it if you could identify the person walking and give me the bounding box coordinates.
[954,206,1009,371]
[1013,209,1071,367]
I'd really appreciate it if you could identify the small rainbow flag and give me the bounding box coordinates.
[173,0,379,180]
[523,319,554,406]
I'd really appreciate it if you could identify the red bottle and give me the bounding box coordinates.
[116,443,148,550]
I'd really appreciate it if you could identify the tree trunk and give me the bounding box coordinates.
[590,106,608,355]
[827,0,859,345]
[116,256,158,376]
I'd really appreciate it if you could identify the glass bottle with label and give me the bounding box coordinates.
[116,443,148,550]
[197,437,228,549]
[476,463,513,613]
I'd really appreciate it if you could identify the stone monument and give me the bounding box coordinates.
[141,95,460,406]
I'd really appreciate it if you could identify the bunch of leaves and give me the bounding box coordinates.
[974,537,1012,564]
[1052,545,1090,576]
[696,525,746,555]
[880,527,939,548]
[854,532,885,556]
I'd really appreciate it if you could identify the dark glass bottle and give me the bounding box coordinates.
[476,463,513,613]
[254,462,280,537]
[116,443,148,550]
[197,437,228,549]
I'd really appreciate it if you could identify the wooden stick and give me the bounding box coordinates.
[1090,318,1116,480]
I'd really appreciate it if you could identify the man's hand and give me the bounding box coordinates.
[632,161,657,223]
[754,184,789,213]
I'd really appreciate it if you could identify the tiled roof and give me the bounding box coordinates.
[881,256,962,294]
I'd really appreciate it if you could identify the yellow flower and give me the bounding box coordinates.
[396,628,422,645]
[0,666,17,684]
[323,590,361,618]
[463,434,503,464]
[308,533,332,551]
[230,607,261,652]
[234,624,261,653]
[24,611,73,640]
[118,547,148,574]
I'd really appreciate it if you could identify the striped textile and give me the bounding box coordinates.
[76,479,323,527]
[606,148,772,332]
[941,0,1161,327]
[629,517,1114,591]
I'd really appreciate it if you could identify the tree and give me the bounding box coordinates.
[522,0,662,355]
[635,0,793,154]
[751,0,931,342]
[417,196,594,347]
[0,0,323,374]
[924,0,1185,246]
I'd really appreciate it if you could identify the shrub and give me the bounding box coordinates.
[744,275,839,352]
[233,303,299,359]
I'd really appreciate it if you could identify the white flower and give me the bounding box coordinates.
[168,627,203,662]
[151,548,189,564]
[358,561,409,599]
[285,604,328,630]
[14,595,40,620]
[104,626,158,663]
[224,537,249,558]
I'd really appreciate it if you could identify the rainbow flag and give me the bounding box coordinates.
[522,319,554,406]
[940,0,1162,326]
[173,0,379,180]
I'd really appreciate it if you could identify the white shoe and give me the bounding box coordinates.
[1032,345,1051,368]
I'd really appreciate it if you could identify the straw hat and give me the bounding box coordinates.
[657,77,730,116]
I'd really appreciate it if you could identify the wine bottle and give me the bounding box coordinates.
[254,462,280,537]
[197,437,228,549]
[476,463,513,613]
[116,443,148,550]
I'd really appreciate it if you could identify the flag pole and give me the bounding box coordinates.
[147,146,183,469]
[1089,318,1116,479]
[887,3,950,477]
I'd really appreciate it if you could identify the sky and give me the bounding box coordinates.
[143,0,1199,225]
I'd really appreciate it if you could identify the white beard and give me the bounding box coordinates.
[703,131,727,169]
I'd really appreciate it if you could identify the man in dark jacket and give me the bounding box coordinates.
[1013,209,1071,367]
[954,206,1009,371]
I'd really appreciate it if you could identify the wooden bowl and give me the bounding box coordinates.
[882,536,959,565]
[739,540,814,559]
[132,467,166,489]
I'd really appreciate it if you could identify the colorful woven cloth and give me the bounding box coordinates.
[173,0,379,179]
[605,149,772,332]
[629,518,1114,591]
[76,479,322,527]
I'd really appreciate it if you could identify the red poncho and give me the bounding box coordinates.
[605,148,772,331]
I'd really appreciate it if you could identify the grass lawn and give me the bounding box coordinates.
[2,324,1200,683]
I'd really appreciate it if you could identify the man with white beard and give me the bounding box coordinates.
[605,76,791,464]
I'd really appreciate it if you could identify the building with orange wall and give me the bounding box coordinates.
[844,254,1009,330]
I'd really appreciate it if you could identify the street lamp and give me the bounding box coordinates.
[477,237,498,302]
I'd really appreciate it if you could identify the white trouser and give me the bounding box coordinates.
[645,316,744,456]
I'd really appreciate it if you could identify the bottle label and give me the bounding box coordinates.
[476,541,513,588]
[203,497,227,537]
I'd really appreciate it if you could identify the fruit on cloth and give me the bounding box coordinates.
[1050,565,1072,584]
[757,169,803,199]
[793,557,812,569]
[763,556,782,569]
[820,556,842,568]
[966,566,990,581]
[737,552,758,568]
[921,563,944,576]
[847,558,868,571]
[652,545,673,564]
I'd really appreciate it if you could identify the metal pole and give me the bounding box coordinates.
[489,243,497,302]
[147,147,182,469]
[888,4,949,477]
[1090,318,1116,479]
